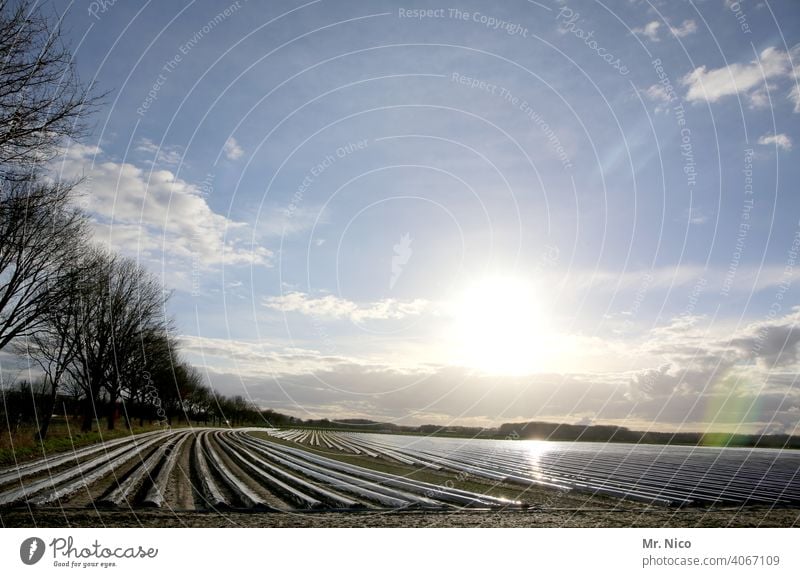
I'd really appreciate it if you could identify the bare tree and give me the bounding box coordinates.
[0,0,96,352]
[0,0,94,174]
[183,380,213,424]
[119,326,175,428]
[65,247,112,431]
[105,258,169,430]
[14,251,90,440]
[67,249,169,431]
[0,178,87,351]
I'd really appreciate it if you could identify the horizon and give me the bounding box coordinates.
[263,411,800,438]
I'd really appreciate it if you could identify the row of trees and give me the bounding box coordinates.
[0,1,267,440]
[2,376,268,435]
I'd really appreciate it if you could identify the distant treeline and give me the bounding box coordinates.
[1,379,276,433]
[282,417,800,449]
[496,422,800,449]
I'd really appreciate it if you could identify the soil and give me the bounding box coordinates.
[1,506,797,528]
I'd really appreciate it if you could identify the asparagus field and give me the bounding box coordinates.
[1,428,798,515]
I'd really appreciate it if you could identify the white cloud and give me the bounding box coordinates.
[790,85,800,113]
[179,334,357,376]
[575,265,702,293]
[186,313,800,432]
[633,19,696,42]
[53,142,271,271]
[730,307,800,367]
[747,86,772,109]
[176,306,800,432]
[644,83,673,103]
[633,21,661,42]
[259,202,325,237]
[135,137,184,167]
[223,137,244,160]
[571,264,791,313]
[669,19,697,38]
[264,291,430,323]
[758,132,793,150]
[642,83,675,114]
[682,46,799,109]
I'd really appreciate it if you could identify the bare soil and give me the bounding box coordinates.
[1,507,797,528]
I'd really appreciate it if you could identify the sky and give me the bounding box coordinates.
[39,0,800,432]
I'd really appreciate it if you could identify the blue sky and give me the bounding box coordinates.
[48,0,800,432]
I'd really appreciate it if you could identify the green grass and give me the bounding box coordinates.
[0,417,182,468]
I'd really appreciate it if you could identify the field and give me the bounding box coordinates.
[1,428,798,527]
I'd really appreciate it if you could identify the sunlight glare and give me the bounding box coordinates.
[449,275,553,375]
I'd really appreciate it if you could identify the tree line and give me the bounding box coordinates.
[496,421,800,449]
[0,1,268,440]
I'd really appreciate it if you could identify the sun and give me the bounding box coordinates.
[448,275,552,375]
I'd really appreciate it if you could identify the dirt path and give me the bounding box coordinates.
[2,507,797,528]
